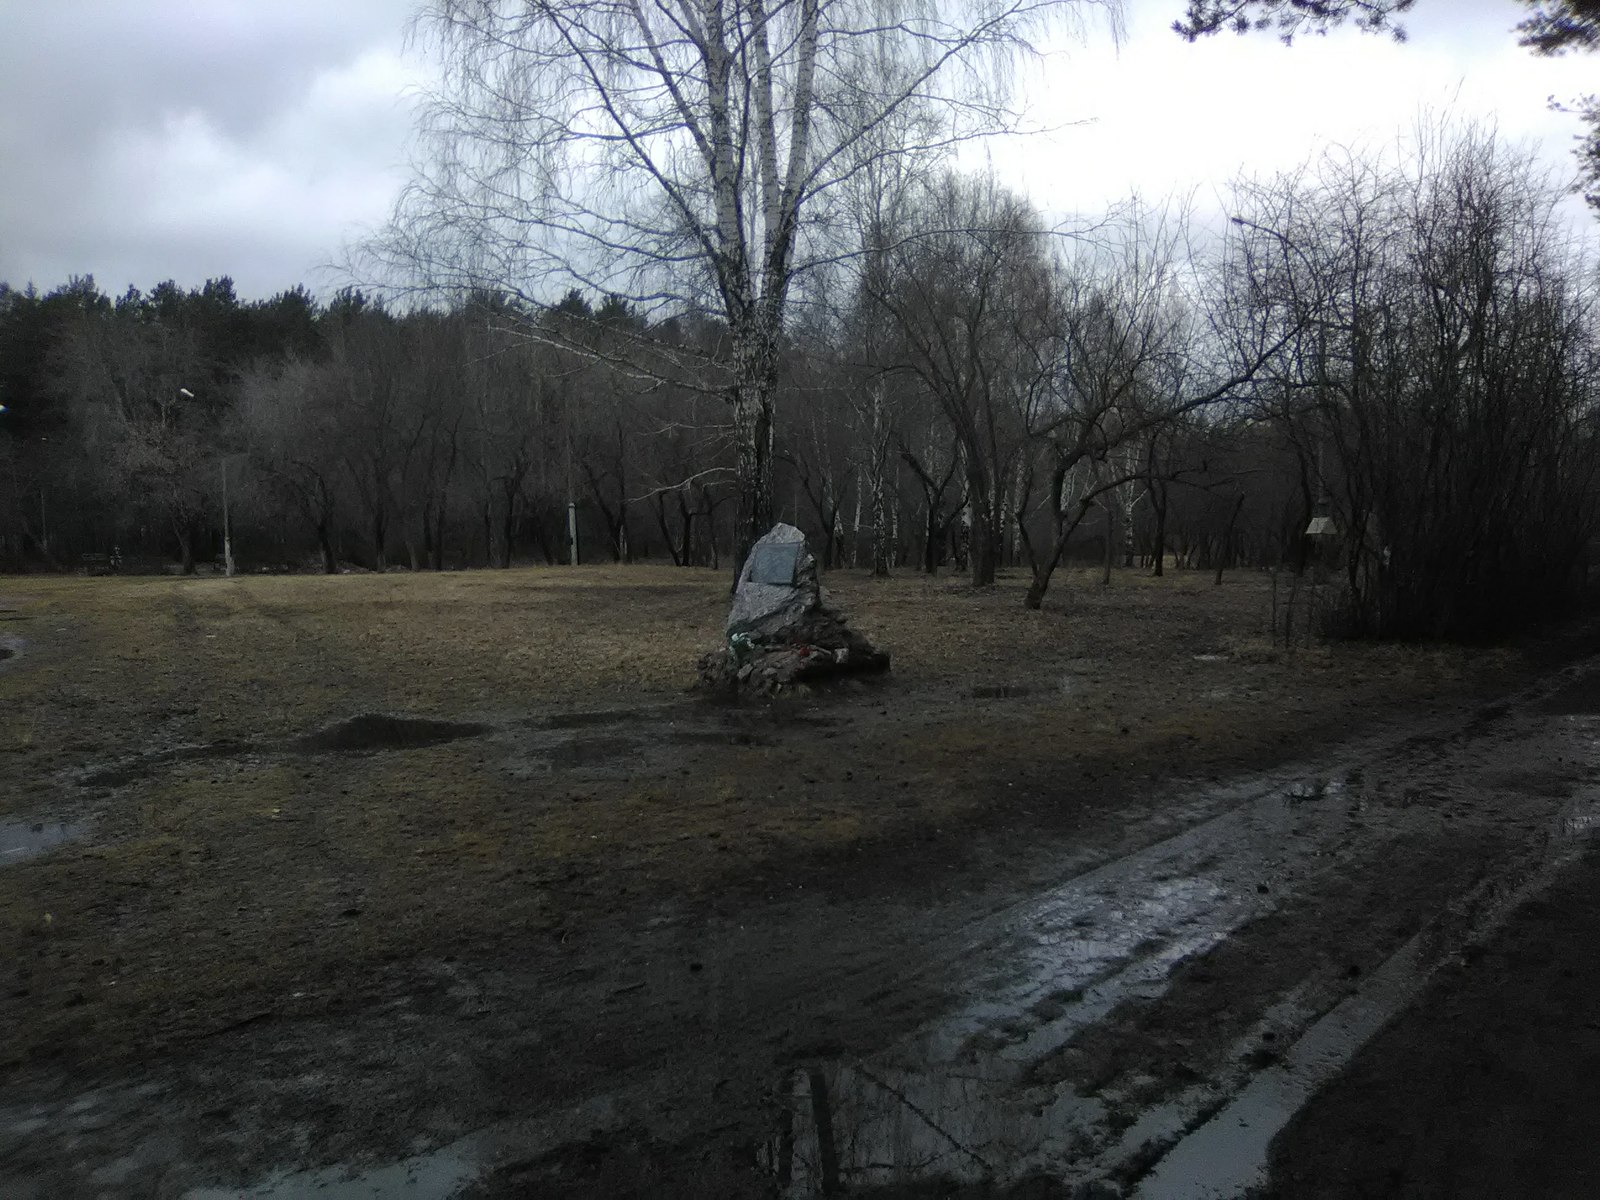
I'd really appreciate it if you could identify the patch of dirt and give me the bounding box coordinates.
[1265,839,1600,1198]
[533,707,665,730]
[295,713,493,753]
[77,740,251,788]
[1536,668,1600,715]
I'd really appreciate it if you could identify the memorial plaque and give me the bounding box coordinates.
[748,541,801,586]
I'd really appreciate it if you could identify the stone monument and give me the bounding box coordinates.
[698,522,889,695]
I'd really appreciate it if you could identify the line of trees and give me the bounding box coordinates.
[2,120,1597,638]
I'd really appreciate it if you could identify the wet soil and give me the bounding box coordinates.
[294,713,493,753]
[0,568,1596,1197]
[1265,838,1600,1199]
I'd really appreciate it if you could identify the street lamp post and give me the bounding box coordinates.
[221,456,235,578]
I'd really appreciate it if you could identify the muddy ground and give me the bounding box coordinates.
[1264,836,1600,1199]
[0,565,1593,1197]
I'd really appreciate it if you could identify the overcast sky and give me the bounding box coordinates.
[0,0,1591,301]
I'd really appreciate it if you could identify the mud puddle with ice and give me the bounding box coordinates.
[183,1145,480,1200]
[507,703,836,779]
[747,770,1421,1195]
[0,818,85,864]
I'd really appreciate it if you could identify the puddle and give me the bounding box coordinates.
[184,1143,479,1199]
[542,734,639,768]
[0,818,85,863]
[513,706,787,777]
[80,715,495,788]
[295,715,491,753]
[694,770,1381,1195]
[533,707,658,730]
[1538,673,1600,715]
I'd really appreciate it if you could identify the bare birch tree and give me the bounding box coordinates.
[369,0,1120,570]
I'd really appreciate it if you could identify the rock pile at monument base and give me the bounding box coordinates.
[697,523,889,697]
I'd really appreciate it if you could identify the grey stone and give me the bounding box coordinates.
[700,522,890,695]
[726,523,820,639]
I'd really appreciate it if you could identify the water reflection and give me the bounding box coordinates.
[0,818,84,864]
[745,772,1361,1195]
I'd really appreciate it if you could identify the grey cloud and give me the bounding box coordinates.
[0,0,419,297]
[1,1,409,143]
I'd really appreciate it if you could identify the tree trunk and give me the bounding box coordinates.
[730,347,776,580]
[500,488,516,568]
[1152,480,1169,577]
[1216,493,1245,585]
[1100,501,1114,587]
[1025,551,1058,609]
[175,519,195,575]
[970,526,997,587]
[678,490,695,567]
[370,508,388,572]
[431,499,447,571]
[967,466,997,587]
[655,494,681,566]
[850,475,862,568]
[870,455,890,577]
[1122,482,1138,569]
[317,519,336,574]
[890,459,902,568]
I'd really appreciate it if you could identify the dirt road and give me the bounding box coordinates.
[1,571,1594,1196]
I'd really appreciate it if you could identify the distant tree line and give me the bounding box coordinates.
[2,121,1597,639]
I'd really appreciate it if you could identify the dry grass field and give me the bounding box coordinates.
[0,565,1533,1072]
